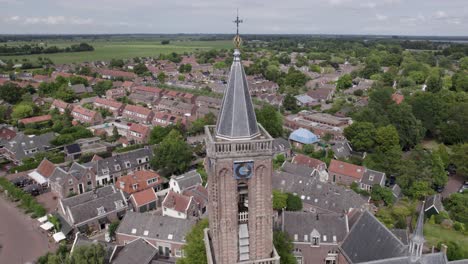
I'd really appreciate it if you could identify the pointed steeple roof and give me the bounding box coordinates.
[412,201,425,244]
[215,16,259,141]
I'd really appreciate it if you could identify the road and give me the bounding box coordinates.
[442,174,464,199]
[0,196,54,264]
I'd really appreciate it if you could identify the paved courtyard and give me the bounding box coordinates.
[0,196,56,264]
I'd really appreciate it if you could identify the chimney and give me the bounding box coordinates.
[441,244,447,254]
[316,214,319,221]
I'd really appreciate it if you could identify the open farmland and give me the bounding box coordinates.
[0,39,232,64]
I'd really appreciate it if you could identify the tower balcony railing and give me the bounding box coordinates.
[205,125,274,158]
[238,211,249,223]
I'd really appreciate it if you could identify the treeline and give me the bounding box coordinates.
[0,42,94,56]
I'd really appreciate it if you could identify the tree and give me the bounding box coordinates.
[0,82,24,104]
[443,192,468,225]
[286,193,303,211]
[426,73,443,93]
[278,54,291,65]
[133,63,149,76]
[149,125,173,145]
[273,231,296,264]
[432,152,448,187]
[283,93,299,112]
[451,144,468,179]
[110,59,124,68]
[272,190,287,210]
[459,57,468,70]
[161,40,170,45]
[375,125,400,153]
[157,72,166,83]
[361,58,381,79]
[336,74,353,90]
[387,103,425,150]
[177,219,208,264]
[371,185,394,205]
[70,244,105,264]
[409,92,446,137]
[451,71,468,92]
[12,103,34,119]
[255,105,283,138]
[108,220,120,238]
[344,122,376,152]
[151,130,193,177]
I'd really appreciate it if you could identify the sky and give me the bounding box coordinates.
[1,0,467,36]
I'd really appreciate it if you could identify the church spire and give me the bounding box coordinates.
[409,201,425,262]
[215,11,259,141]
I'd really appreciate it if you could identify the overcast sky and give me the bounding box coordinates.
[1,0,467,36]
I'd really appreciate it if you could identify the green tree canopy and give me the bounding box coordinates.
[273,231,296,264]
[344,122,376,152]
[177,219,209,264]
[272,190,288,210]
[286,193,303,211]
[151,130,193,177]
[255,105,283,138]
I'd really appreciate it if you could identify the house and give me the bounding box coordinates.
[19,115,52,126]
[328,160,365,186]
[51,99,71,114]
[59,185,128,232]
[272,137,292,158]
[332,141,352,159]
[162,190,198,219]
[249,80,279,96]
[424,194,444,217]
[27,159,56,186]
[195,106,219,119]
[111,238,158,264]
[93,98,124,117]
[49,162,97,198]
[360,169,386,192]
[122,105,154,124]
[127,123,150,144]
[71,105,103,125]
[392,93,404,105]
[70,83,93,95]
[87,147,153,185]
[156,98,194,117]
[64,143,82,161]
[284,111,350,141]
[116,212,196,258]
[307,88,334,102]
[282,211,348,264]
[105,88,126,100]
[289,128,319,149]
[195,96,222,109]
[282,161,315,177]
[130,188,159,213]
[169,170,203,194]
[99,69,137,80]
[291,154,328,182]
[115,170,163,195]
[392,184,402,200]
[295,94,319,107]
[257,94,284,107]
[152,111,184,127]
[3,132,55,165]
[132,86,163,99]
[182,184,208,215]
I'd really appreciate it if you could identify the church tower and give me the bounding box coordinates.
[409,202,425,262]
[203,13,280,264]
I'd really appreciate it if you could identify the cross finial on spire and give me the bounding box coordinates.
[234,9,243,36]
[233,9,243,49]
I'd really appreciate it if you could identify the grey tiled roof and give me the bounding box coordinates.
[61,185,127,225]
[6,132,55,160]
[281,162,314,177]
[112,238,157,264]
[172,170,202,191]
[340,211,408,264]
[332,141,352,159]
[272,171,367,213]
[86,148,153,177]
[390,229,409,245]
[215,50,259,140]
[116,211,196,243]
[361,169,386,186]
[282,211,348,243]
[273,137,291,153]
[424,195,444,214]
[357,253,448,264]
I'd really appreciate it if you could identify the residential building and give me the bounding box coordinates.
[115,170,163,195]
[3,132,55,165]
[93,98,124,117]
[169,170,203,194]
[152,111,184,127]
[70,83,93,95]
[129,188,158,213]
[59,185,128,232]
[111,238,158,264]
[51,99,71,114]
[424,194,444,217]
[122,105,154,124]
[195,96,222,109]
[127,123,150,144]
[162,190,198,219]
[98,69,137,80]
[105,88,126,100]
[19,115,52,126]
[360,169,386,192]
[71,105,103,125]
[272,137,292,158]
[307,88,334,102]
[328,160,365,186]
[295,94,319,107]
[156,98,194,117]
[49,162,97,198]
[291,154,328,182]
[28,159,56,186]
[116,212,196,258]
[289,128,319,149]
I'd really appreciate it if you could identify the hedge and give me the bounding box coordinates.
[0,177,46,218]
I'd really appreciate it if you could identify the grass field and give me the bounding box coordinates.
[424,223,468,255]
[0,39,232,64]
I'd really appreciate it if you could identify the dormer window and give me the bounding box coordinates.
[68,179,73,185]
[312,236,320,246]
[132,184,138,190]
[125,161,131,168]
[120,182,125,189]
[369,175,374,181]
[115,164,121,171]
[114,200,125,209]
[97,206,106,215]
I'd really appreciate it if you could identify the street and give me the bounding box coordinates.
[0,196,56,264]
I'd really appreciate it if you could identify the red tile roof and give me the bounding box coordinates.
[131,188,158,207]
[122,81,134,88]
[292,154,326,170]
[124,104,152,116]
[392,93,404,105]
[19,115,52,125]
[328,159,364,180]
[99,69,136,79]
[129,123,150,135]
[133,86,162,94]
[162,190,192,213]
[94,98,123,109]
[72,105,98,118]
[52,99,69,109]
[115,170,162,195]
[36,159,56,178]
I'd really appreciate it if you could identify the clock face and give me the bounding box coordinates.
[234,161,254,180]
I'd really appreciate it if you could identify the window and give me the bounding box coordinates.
[294,234,298,241]
[369,175,374,181]
[323,235,327,242]
[132,184,138,190]
[120,182,125,189]
[97,206,106,215]
[312,236,319,246]
[115,164,121,171]
[304,235,308,242]
[143,230,149,236]
[175,250,182,257]
[131,228,137,234]
[87,174,91,179]
[68,179,73,185]
[125,161,131,168]
[333,236,337,243]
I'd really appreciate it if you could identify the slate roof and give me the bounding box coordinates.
[282,211,348,243]
[171,170,202,192]
[361,169,386,186]
[86,148,153,177]
[357,253,448,264]
[272,138,291,153]
[340,211,408,264]
[70,84,92,94]
[6,132,55,160]
[332,141,352,159]
[424,195,444,214]
[61,185,127,225]
[112,238,157,264]
[162,190,192,213]
[390,229,409,245]
[392,184,402,199]
[116,211,196,243]
[281,161,315,177]
[216,49,259,140]
[272,171,367,213]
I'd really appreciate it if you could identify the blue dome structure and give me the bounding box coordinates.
[289,128,318,144]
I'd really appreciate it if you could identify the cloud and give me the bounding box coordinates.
[376,14,388,21]
[434,11,448,19]
[4,15,94,25]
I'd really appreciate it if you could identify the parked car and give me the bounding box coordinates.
[23,184,42,196]
[11,176,32,188]
[459,181,468,193]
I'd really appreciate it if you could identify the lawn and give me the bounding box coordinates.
[424,223,468,255]
[0,39,232,64]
